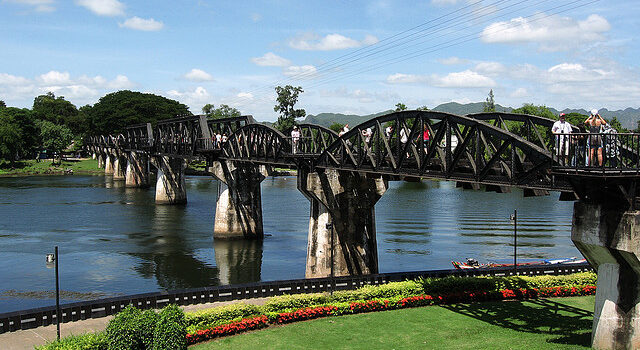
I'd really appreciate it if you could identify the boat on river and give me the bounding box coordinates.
[452,257,587,269]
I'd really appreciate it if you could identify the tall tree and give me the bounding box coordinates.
[32,92,79,127]
[395,103,408,111]
[273,85,305,132]
[85,90,192,135]
[0,100,6,109]
[483,89,495,112]
[0,107,38,161]
[202,104,241,119]
[38,120,73,165]
[0,113,22,165]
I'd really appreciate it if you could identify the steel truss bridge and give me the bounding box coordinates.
[87,110,640,201]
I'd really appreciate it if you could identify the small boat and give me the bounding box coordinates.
[452,257,586,269]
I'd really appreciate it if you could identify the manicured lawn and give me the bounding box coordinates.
[0,158,101,175]
[190,296,594,350]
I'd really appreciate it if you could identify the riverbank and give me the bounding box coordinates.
[0,158,102,177]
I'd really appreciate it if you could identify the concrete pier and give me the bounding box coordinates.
[208,161,266,239]
[113,154,126,180]
[125,152,150,188]
[298,169,388,278]
[152,156,187,205]
[97,152,105,168]
[572,201,640,350]
[104,153,114,175]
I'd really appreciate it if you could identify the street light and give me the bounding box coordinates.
[510,210,517,274]
[46,246,61,340]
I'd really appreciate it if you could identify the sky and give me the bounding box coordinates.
[1,0,639,122]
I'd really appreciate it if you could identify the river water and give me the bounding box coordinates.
[0,175,581,313]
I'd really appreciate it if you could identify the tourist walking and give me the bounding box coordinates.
[291,125,301,154]
[551,113,572,165]
[585,109,607,166]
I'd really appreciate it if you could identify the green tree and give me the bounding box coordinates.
[607,117,628,132]
[417,105,429,111]
[395,103,407,111]
[273,85,305,132]
[0,100,6,108]
[329,122,344,133]
[38,120,73,165]
[0,113,22,165]
[0,107,38,160]
[85,90,192,135]
[483,89,496,112]
[202,104,241,119]
[32,92,79,126]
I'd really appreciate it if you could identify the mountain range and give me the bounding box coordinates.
[303,102,640,130]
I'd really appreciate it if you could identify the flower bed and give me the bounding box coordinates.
[186,285,597,345]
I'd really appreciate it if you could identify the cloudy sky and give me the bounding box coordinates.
[1,0,638,121]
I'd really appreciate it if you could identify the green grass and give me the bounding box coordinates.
[0,158,102,176]
[190,296,594,350]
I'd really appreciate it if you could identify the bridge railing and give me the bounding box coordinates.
[552,133,640,173]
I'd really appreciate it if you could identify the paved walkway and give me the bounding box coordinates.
[0,298,270,350]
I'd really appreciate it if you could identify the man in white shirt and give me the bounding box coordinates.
[291,126,301,154]
[552,113,572,165]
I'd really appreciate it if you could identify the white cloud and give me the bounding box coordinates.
[474,61,507,76]
[283,65,317,77]
[237,92,253,99]
[0,73,31,85]
[289,33,379,51]
[75,0,125,17]
[438,57,469,65]
[5,0,54,12]
[509,87,528,98]
[387,70,495,88]
[108,75,134,89]
[166,87,211,110]
[251,52,291,67]
[38,70,71,85]
[546,63,610,83]
[481,14,610,51]
[183,69,214,82]
[119,17,164,31]
[250,13,261,22]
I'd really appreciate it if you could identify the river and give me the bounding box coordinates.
[0,175,580,313]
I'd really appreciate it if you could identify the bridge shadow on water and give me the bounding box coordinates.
[440,298,592,347]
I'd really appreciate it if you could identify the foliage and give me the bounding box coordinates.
[0,107,38,162]
[38,120,73,164]
[417,105,429,111]
[0,113,23,164]
[186,316,268,345]
[0,100,5,108]
[0,158,101,175]
[329,122,344,133]
[185,303,261,332]
[483,89,496,112]
[139,310,159,350]
[273,85,305,132]
[85,90,192,136]
[105,305,145,350]
[202,103,241,119]
[395,103,407,111]
[607,117,628,132]
[35,332,108,350]
[32,92,79,127]
[262,293,330,313]
[153,304,187,350]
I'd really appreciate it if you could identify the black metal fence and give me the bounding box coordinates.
[0,263,592,333]
[552,133,640,173]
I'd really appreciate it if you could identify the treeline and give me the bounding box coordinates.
[0,90,192,165]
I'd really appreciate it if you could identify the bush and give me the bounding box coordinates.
[185,303,260,331]
[261,293,329,312]
[105,305,145,350]
[139,310,159,349]
[36,332,107,350]
[153,304,187,350]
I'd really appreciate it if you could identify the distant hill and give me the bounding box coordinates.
[303,103,639,129]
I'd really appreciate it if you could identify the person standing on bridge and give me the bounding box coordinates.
[585,109,606,166]
[291,125,301,154]
[552,113,572,165]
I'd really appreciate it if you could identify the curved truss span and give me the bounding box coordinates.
[220,124,290,165]
[316,110,565,190]
[290,123,339,155]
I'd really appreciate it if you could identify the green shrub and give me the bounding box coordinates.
[185,302,260,331]
[106,305,145,350]
[36,332,107,350]
[153,304,187,350]
[138,309,159,350]
[261,293,329,312]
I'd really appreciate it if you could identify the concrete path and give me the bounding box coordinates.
[0,298,270,350]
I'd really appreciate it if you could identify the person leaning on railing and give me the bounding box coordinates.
[585,109,607,166]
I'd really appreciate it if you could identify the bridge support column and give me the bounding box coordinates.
[572,201,640,349]
[208,161,266,239]
[97,152,105,168]
[104,153,114,175]
[125,152,150,188]
[298,169,388,278]
[152,156,187,205]
[113,154,126,180]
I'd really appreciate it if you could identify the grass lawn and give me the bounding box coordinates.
[190,296,594,350]
[0,158,101,176]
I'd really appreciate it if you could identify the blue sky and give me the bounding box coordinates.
[1,0,638,122]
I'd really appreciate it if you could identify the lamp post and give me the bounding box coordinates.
[510,210,517,274]
[46,246,61,340]
[326,222,334,295]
